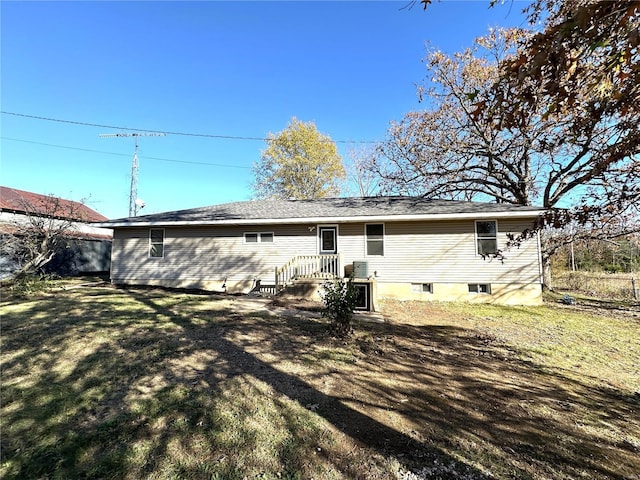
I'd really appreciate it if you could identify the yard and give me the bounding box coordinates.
[1,283,639,479]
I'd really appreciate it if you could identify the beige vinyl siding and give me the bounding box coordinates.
[110,218,541,289]
[337,219,540,285]
[111,225,316,284]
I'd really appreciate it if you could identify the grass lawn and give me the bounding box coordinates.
[1,284,639,479]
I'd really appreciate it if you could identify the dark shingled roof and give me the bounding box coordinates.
[99,196,543,226]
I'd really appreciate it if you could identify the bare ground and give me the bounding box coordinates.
[2,284,639,479]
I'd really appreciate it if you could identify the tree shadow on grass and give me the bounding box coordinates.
[2,288,485,479]
[2,287,639,479]
[124,290,487,479]
[342,319,640,479]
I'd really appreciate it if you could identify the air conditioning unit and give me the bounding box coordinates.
[353,261,368,278]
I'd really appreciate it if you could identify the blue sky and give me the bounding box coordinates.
[1,1,528,219]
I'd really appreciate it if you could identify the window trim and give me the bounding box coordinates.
[149,228,165,258]
[365,223,385,257]
[468,283,492,294]
[353,282,370,311]
[244,232,275,244]
[411,282,433,294]
[259,232,274,243]
[317,225,339,254]
[475,220,498,256]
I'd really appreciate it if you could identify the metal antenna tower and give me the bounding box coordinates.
[99,132,166,216]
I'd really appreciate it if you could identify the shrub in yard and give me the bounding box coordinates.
[320,276,359,337]
[604,263,623,273]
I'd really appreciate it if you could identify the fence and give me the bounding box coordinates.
[552,271,639,301]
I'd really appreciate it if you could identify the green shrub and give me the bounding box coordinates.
[604,263,623,273]
[320,276,359,337]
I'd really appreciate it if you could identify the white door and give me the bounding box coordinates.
[318,226,337,254]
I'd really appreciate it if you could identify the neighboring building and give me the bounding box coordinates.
[0,186,113,277]
[97,196,545,307]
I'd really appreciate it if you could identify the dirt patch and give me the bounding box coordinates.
[551,298,640,320]
[270,296,324,312]
[3,288,638,480]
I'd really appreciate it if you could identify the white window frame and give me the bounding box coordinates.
[259,232,274,243]
[468,283,492,294]
[353,282,370,311]
[365,223,385,257]
[475,220,498,256]
[411,282,433,294]
[244,232,258,243]
[149,228,165,258]
[244,232,275,244]
[317,225,339,254]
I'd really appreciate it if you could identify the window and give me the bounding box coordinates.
[319,227,337,254]
[366,223,384,256]
[354,283,370,311]
[244,232,274,244]
[149,228,164,258]
[475,220,498,255]
[468,283,491,294]
[411,283,433,294]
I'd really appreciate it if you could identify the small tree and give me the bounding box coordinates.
[252,117,346,199]
[1,194,86,283]
[320,276,359,337]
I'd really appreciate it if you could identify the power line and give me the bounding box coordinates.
[1,111,378,144]
[0,136,252,169]
[1,111,265,141]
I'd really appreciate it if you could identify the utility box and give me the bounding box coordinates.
[353,261,368,278]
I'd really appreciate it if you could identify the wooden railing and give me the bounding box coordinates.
[275,254,341,291]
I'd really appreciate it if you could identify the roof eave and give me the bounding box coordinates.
[95,209,545,228]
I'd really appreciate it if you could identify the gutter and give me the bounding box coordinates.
[94,210,546,228]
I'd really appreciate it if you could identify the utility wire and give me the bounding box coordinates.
[1,111,378,144]
[1,136,252,169]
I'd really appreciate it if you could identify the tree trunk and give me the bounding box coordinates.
[541,254,553,291]
[2,250,57,285]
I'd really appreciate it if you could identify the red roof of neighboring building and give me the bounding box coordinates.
[0,186,108,222]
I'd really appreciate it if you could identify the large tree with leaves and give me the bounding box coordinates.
[486,0,640,231]
[372,23,639,285]
[252,118,346,199]
[373,28,536,203]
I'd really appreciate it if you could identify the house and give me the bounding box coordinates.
[97,196,545,307]
[0,186,113,277]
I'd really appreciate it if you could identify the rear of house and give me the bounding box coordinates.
[100,196,544,306]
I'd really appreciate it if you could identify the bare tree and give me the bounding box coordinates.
[1,193,89,282]
[372,27,640,286]
[344,145,381,197]
[373,29,539,203]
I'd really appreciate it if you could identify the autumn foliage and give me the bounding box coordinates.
[375,1,639,286]
[252,118,346,200]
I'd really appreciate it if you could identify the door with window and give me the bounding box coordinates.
[318,226,338,275]
[318,226,337,254]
